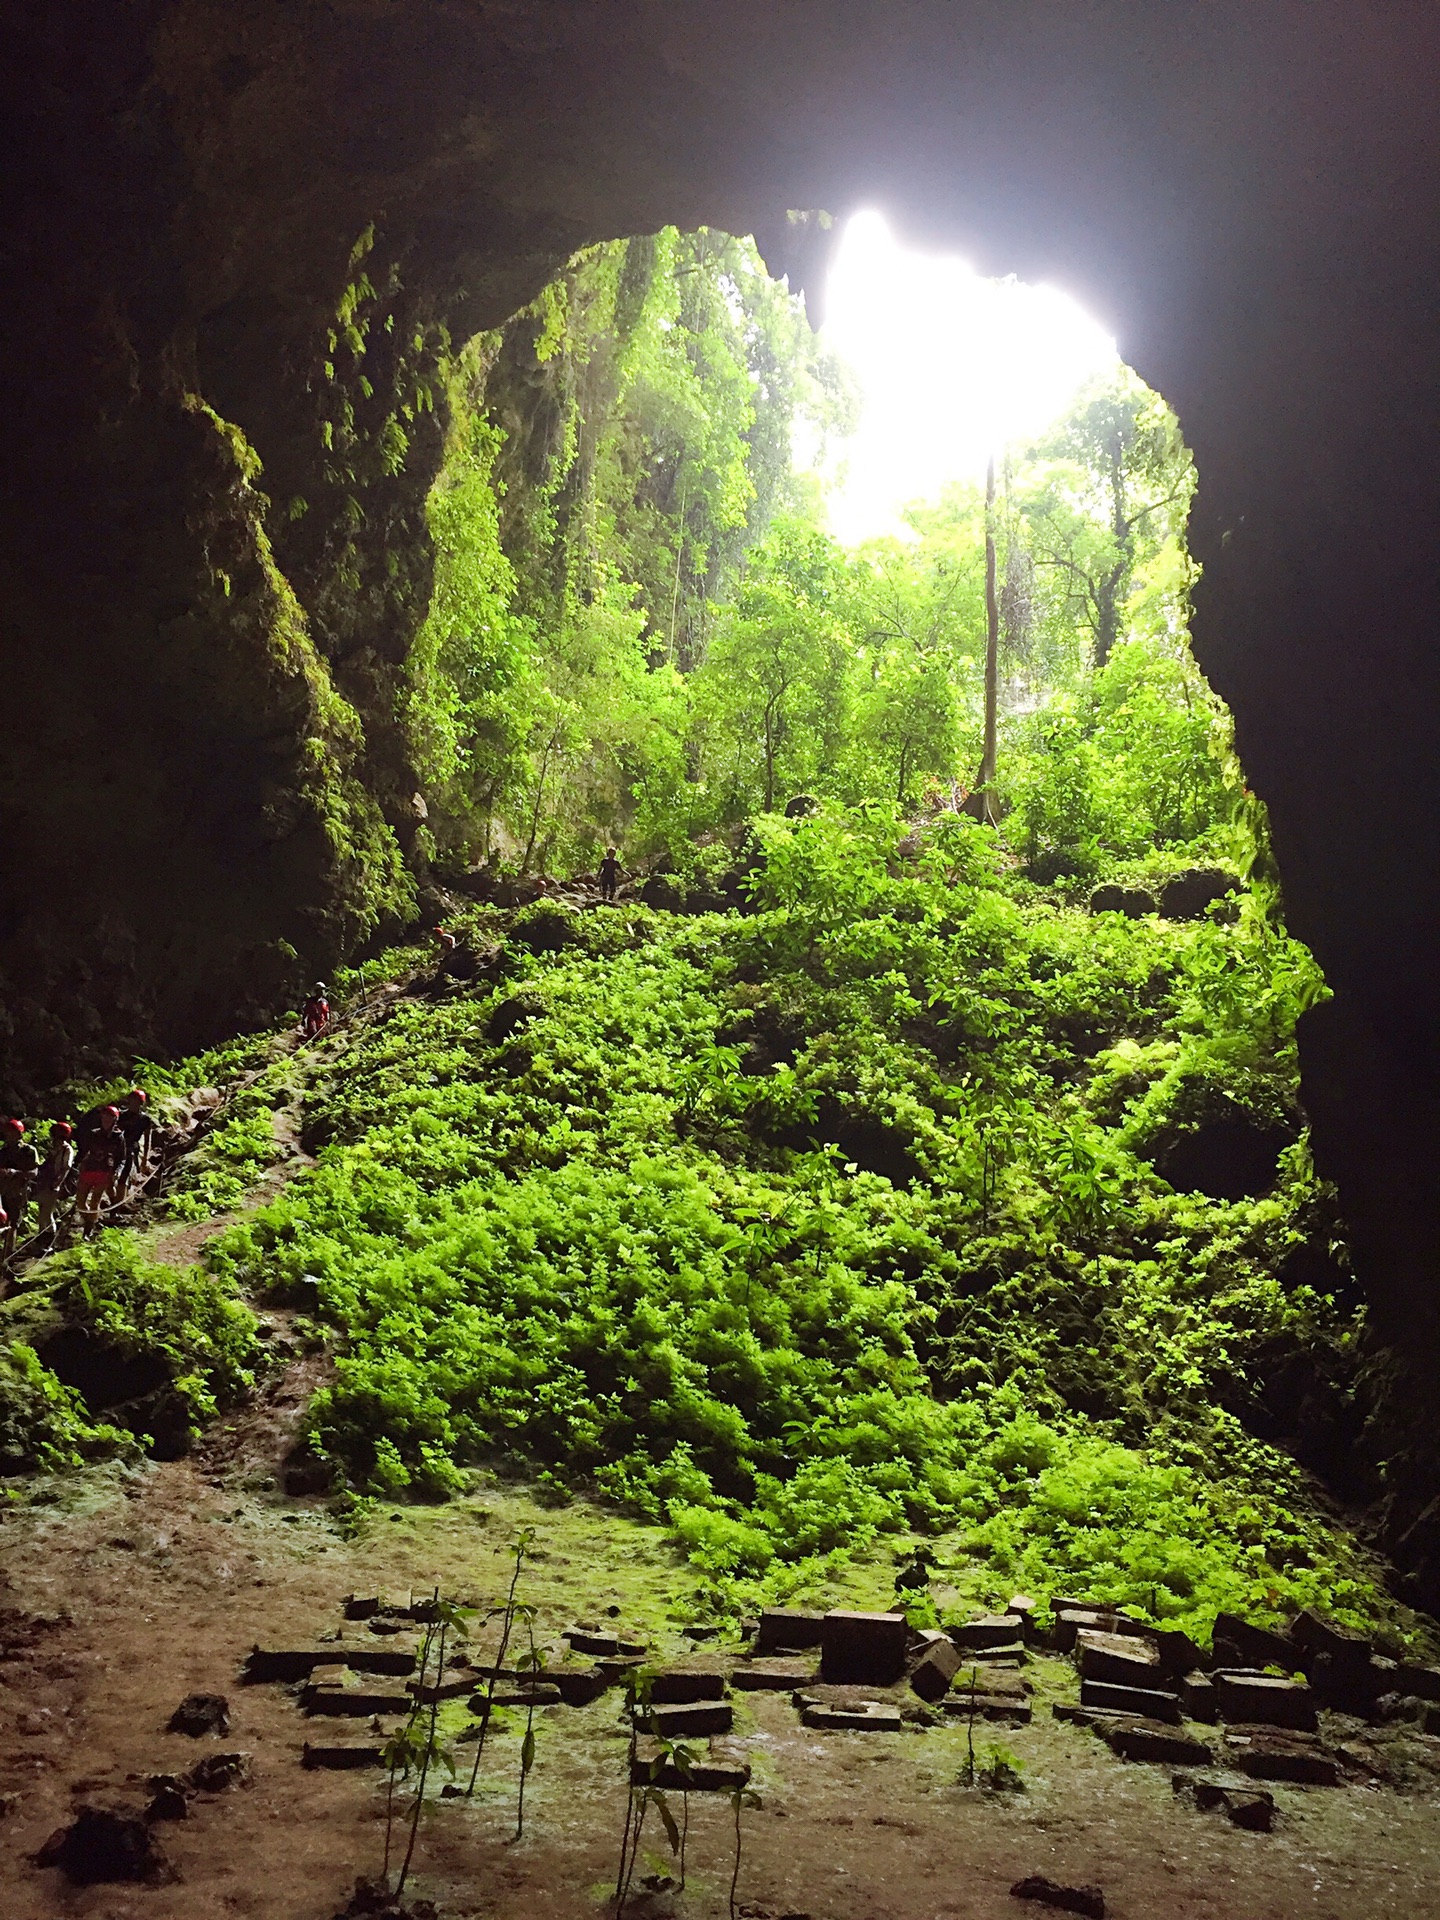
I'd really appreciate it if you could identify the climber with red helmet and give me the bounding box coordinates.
[32,1121,75,1249]
[75,1106,124,1236]
[0,1119,38,1258]
[301,982,331,1040]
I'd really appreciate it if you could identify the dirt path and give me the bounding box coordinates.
[3,1439,1439,1920]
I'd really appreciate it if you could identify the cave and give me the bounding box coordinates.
[8,0,1440,1599]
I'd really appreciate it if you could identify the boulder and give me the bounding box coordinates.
[1183,1776,1276,1832]
[35,1806,175,1884]
[784,794,819,818]
[1010,1873,1105,1917]
[1288,1609,1371,1672]
[1397,1661,1440,1704]
[1159,868,1240,920]
[820,1609,907,1685]
[185,1752,252,1793]
[1089,884,1155,918]
[167,1691,230,1736]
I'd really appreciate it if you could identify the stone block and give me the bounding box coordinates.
[566,1628,621,1656]
[631,1736,751,1791]
[756,1607,825,1652]
[1225,1730,1338,1785]
[820,1609,907,1684]
[1152,1628,1205,1676]
[1054,1609,1118,1652]
[1181,1670,1220,1722]
[242,1647,346,1684]
[648,1669,729,1704]
[343,1594,380,1620]
[1010,1873,1105,1917]
[1081,1679,1180,1723]
[909,1639,963,1702]
[1075,1630,1161,1688]
[943,1693,1032,1724]
[1289,1609,1372,1672]
[962,1665,1029,1697]
[1097,1716,1214,1766]
[302,1741,384,1770]
[487,1684,562,1708]
[801,1704,903,1732]
[1211,1612,1298,1673]
[551,1665,609,1706]
[645,1701,733,1738]
[304,1679,410,1717]
[1397,1662,1440,1704]
[347,1646,418,1678]
[408,1674,474,1705]
[732,1660,817,1691]
[951,1613,1024,1652]
[1310,1651,1388,1713]
[1214,1672,1317,1731]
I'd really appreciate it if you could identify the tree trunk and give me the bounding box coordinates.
[979,454,1000,824]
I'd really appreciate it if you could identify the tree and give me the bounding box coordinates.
[1020,369,1193,670]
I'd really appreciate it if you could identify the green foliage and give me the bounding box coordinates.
[0,1343,133,1475]
[196,809,1420,1645]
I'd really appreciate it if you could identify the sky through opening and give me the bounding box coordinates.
[815,210,1119,545]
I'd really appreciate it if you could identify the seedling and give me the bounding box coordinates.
[466,1525,536,1798]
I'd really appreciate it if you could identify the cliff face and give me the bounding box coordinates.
[8,2,1440,1563]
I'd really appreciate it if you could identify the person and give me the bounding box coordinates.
[598,847,620,903]
[116,1089,156,1197]
[434,925,457,961]
[0,1119,38,1258]
[301,982,330,1040]
[75,1106,124,1236]
[31,1121,75,1249]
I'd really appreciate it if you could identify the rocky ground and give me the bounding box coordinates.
[3,1398,1440,1920]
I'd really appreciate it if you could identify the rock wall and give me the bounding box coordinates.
[8,1,1440,1576]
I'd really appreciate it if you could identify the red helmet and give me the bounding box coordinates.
[128,1088,147,1104]
[53,1122,73,1137]
[103,1104,120,1118]
[2,1118,22,1134]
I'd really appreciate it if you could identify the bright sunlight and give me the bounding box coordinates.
[819,209,1119,544]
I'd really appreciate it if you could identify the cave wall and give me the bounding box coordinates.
[7,0,1440,1561]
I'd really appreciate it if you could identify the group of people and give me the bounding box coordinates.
[0,1088,158,1257]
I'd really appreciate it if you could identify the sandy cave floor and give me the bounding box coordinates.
[2,1349,1440,1920]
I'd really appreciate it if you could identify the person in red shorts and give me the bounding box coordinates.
[75,1106,124,1237]
[301,982,331,1040]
